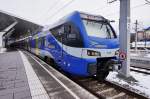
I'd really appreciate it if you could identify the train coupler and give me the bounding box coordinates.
[108,59,122,71]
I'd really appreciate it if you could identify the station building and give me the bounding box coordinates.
[145,27,150,40]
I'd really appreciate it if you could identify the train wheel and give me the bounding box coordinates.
[44,56,58,69]
[97,60,112,82]
[97,71,109,82]
[45,56,53,65]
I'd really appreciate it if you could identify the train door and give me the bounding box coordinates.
[50,23,84,70]
[44,34,56,59]
[28,37,31,52]
[26,39,29,50]
[62,23,84,70]
[35,36,40,55]
[64,23,84,55]
[57,26,66,68]
[50,26,66,68]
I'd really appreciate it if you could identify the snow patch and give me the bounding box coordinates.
[106,71,150,98]
[130,53,139,57]
[145,54,150,58]
[0,48,6,53]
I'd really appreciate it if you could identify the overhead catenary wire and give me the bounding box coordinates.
[89,0,149,18]
[107,0,118,4]
[105,2,149,17]
[88,0,119,14]
[39,0,60,19]
[145,0,150,4]
[42,0,149,25]
[44,0,74,23]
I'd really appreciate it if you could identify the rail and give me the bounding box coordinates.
[71,77,148,99]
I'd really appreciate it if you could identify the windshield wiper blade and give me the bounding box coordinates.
[99,21,107,30]
[100,23,104,30]
[106,26,111,39]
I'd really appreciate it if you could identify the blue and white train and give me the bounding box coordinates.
[11,11,120,80]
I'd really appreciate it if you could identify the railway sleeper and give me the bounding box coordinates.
[97,88,126,99]
[102,90,124,98]
[107,92,126,99]
[97,88,114,94]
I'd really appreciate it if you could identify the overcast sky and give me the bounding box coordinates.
[0,0,150,46]
[0,0,150,29]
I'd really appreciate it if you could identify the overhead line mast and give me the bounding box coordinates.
[108,0,131,77]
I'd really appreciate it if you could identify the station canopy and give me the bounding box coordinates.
[0,11,42,40]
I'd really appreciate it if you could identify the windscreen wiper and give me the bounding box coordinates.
[106,25,111,39]
[99,20,107,30]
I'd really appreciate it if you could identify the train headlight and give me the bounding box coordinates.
[87,50,101,56]
[115,50,119,56]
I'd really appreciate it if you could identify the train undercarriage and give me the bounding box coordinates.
[96,58,121,81]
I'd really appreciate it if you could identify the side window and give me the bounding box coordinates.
[50,25,64,42]
[38,37,45,48]
[58,26,64,36]
[45,38,49,47]
[38,38,41,48]
[64,23,83,47]
[42,37,45,46]
[32,39,36,48]
[50,23,84,48]
[39,37,45,47]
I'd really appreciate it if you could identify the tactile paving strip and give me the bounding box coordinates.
[19,51,50,99]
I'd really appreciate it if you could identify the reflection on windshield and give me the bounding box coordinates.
[82,19,115,39]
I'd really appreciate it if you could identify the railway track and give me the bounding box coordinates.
[131,66,150,75]
[71,77,148,99]
[24,50,148,99]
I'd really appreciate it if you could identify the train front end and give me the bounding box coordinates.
[80,12,121,80]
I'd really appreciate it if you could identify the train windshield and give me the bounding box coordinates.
[82,19,115,39]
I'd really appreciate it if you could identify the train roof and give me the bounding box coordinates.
[46,11,107,30]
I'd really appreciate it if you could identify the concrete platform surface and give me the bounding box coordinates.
[0,50,31,99]
[0,49,97,99]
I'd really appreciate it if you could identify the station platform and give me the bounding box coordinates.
[0,48,97,99]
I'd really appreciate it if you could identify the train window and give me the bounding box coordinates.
[50,23,84,47]
[38,38,41,48]
[58,26,64,36]
[67,33,77,39]
[82,19,115,39]
[50,26,64,42]
[64,23,83,47]
[38,37,45,48]
[45,38,49,47]
[42,37,45,46]
[31,39,36,48]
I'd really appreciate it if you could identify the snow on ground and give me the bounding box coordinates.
[106,71,150,98]
[130,53,139,57]
[145,54,150,58]
[0,47,6,53]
